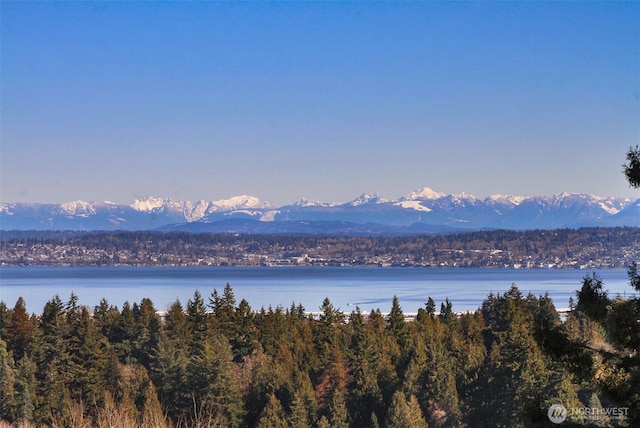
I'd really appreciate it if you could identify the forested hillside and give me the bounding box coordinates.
[1,271,639,427]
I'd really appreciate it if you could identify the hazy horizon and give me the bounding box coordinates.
[1,184,638,207]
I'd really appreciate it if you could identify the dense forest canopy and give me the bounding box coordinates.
[1,270,639,427]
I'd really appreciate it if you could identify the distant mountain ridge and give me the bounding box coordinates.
[1,187,638,233]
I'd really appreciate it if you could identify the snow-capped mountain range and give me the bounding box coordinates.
[1,187,638,234]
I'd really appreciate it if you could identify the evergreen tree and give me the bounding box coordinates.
[386,390,427,428]
[186,334,244,427]
[425,297,437,318]
[0,338,16,423]
[210,283,237,328]
[421,340,461,426]
[211,284,252,360]
[531,292,568,359]
[153,334,190,423]
[366,309,401,411]
[67,306,110,411]
[623,145,640,188]
[293,370,319,427]
[244,349,275,426]
[387,295,407,348]
[233,298,256,361]
[576,273,609,323]
[141,382,168,428]
[628,261,640,291]
[288,308,321,376]
[315,348,349,415]
[134,297,163,370]
[472,295,548,426]
[102,348,121,396]
[606,297,640,351]
[370,411,380,428]
[439,298,454,324]
[92,298,120,344]
[319,298,344,326]
[0,302,10,342]
[317,415,331,428]
[244,345,297,427]
[346,307,383,427]
[64,292,82,326]
[328,390,349,428]
[187,290,209,346]
[256,393,287,428]
[34,295,70,424]
[40,295,65,339]
[164,299,190,348]
[115,301,138,364]
[14,356,37,424]
[406,394,428,428]
[540,368,583,426]
[259,306,289,357]
[96,391,137,428]
[289,388,312,428]
[587,392,610,427]
[317,298,345,359]
[401,351,423,399]
[6,297,34,360]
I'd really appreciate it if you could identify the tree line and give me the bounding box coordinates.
[1,267,639,427]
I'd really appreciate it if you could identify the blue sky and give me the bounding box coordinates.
[1,1,639,205]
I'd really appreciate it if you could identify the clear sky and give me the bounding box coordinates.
[1,1,639,205]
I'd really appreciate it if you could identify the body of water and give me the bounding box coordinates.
[0,266,636,315]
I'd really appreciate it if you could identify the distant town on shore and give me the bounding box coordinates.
[2,227,638,269]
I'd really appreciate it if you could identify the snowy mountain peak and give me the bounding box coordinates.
[403,187,445,201]
[212,195,273,211]
[394,200,433,212]
[180,200,213,222]
[131,196,168,212]
[293,197,333,207]
[60,200,97,216]
[487,195,526,205]
[451,192,477,202]
[348,193,387,206]
[1,190,637,231]
[130,195,272,214]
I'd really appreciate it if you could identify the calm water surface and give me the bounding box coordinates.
[0,266,636,314]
